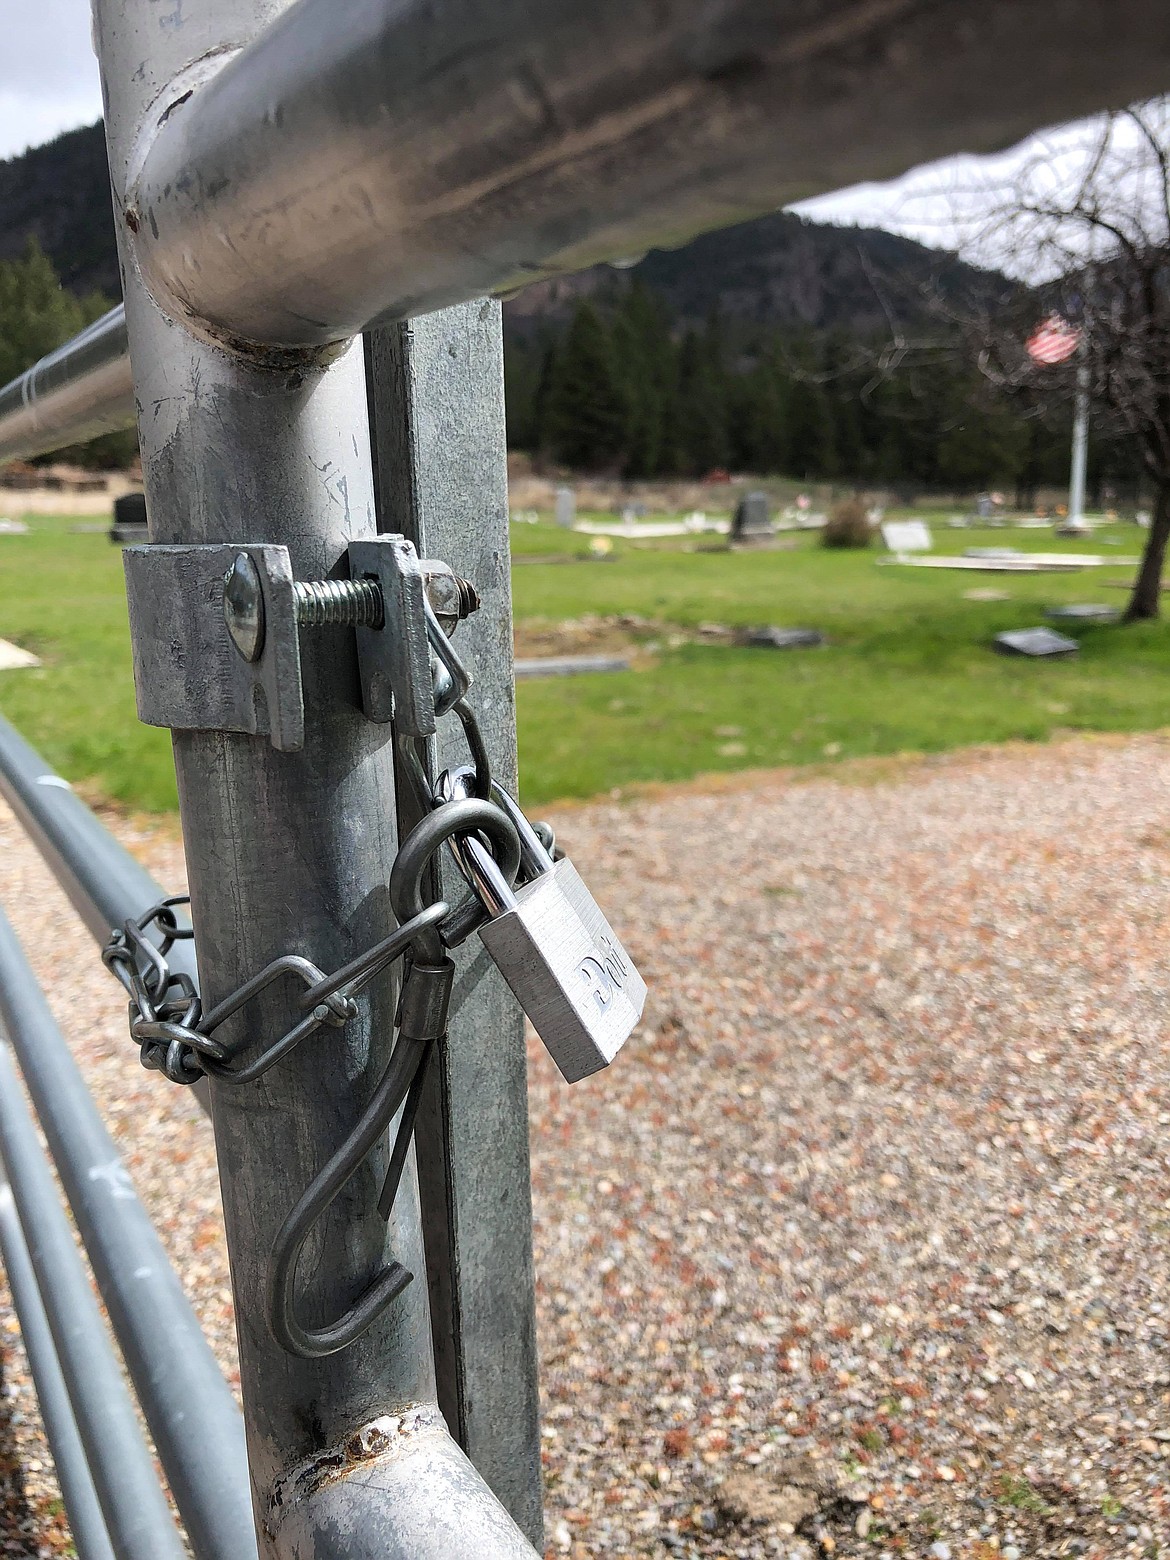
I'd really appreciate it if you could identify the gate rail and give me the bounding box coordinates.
[0,715,254,1558]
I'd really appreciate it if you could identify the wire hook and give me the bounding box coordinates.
[268,799,522,1358]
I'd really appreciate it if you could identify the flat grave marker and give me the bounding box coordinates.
[881,519,932,553]
[994,627,1079,657]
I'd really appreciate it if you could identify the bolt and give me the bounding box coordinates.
[223,552,266,662]
[224,551,477,662]
[293,577,384,629]
[422,563,480,637]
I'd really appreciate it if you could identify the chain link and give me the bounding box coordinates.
[101,610,488,1087]
[103,897,450,1087]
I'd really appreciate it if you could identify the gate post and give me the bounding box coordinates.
[366,308,543,1543]
[90,0,539,1554]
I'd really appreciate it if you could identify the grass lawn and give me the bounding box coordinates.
[1,510,1167,813]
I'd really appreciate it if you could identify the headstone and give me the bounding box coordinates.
[1044,604,1120,624]
[513,655,629,679]
[0,518,29,535]
[994,627,1079,657]
[554,486,576,529]
[110,491,149,544]
[965,547,1021,559]
[880,520,932,553]
[736,626,824,649]
[0,639,40,670]
[731,491,772,540]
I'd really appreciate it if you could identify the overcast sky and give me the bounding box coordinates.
[2,0,104,163]
[2,0,1107,272]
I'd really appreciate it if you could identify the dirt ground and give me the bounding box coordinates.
[1,734,1169,1558]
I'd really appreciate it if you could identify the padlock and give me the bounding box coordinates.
[445,777,647,1083]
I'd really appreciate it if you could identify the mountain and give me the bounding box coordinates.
[504,212,999,338]
[0,124,121,298]
[0,120,1001,333]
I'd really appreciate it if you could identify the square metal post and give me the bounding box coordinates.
[365,306,543,1547]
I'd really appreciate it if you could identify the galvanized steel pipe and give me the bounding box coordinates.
[0,1178,117,1560]
[92,0,543,1547]
[0,307,132,463]
[0,906,257,1560]
[0,713,184,949]
[125,0,1170,349]
[0,1042,187,1560]
[0,714,208,1112]
[4,1,1170,456]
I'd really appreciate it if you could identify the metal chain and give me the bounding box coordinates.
[102,607,487,1086]
[99,611,535,1357]
[103,898,450,1087]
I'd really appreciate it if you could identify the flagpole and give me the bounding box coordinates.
[1068,335,1090,531]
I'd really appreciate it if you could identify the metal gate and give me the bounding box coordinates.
[0,0,1164,1553]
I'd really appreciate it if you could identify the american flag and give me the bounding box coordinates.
[1026,315,1082,365]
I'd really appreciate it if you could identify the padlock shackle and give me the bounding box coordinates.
[390,798,522,963]
[456,833,518,917]
[487,783,556,880]
[439,766,554,884]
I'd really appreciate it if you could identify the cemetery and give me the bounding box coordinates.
[2,8,1170,1558]
[1,502,1166,812]
[3,535,1169,1553]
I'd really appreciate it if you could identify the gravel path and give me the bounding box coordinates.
[2,733,1170,1559]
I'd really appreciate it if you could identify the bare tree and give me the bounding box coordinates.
[941,101,1170,619]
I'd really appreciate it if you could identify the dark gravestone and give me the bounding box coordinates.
[736,626,824,649]
[731,491,772,541]
[110,491,149,544]
[1044,604,1120,624]
[994,627,1079,657]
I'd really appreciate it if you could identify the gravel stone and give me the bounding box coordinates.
[1,731,1170,1559]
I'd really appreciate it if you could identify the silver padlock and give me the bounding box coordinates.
[446,778,646,1083]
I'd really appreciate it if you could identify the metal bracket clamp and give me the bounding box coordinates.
[349,537,435,737]
[124,542,306,751]
[122,536,442,752]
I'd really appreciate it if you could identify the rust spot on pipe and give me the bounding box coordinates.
[266,1403,444,1529]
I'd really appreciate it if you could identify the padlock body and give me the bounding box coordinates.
[477,859,646,1082]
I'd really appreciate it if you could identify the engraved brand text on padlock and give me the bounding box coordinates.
[478,856,646,1082]
[447,780,646,1083]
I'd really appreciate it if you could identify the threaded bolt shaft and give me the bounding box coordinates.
[293,577,384,630]
[454,576,480,618]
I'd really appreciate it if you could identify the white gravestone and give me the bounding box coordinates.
[554,486,576,529]
[880,520,932,554]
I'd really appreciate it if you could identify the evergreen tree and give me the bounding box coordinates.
[935,370,1029,490]
[781,336,838,480]
[675,321,729,475]
[497,275,1117,498]
[0,238,137,467]
[612,283,677,477]
[542,303,629,470]
[727,360,786,474]
[0,236,85,388]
